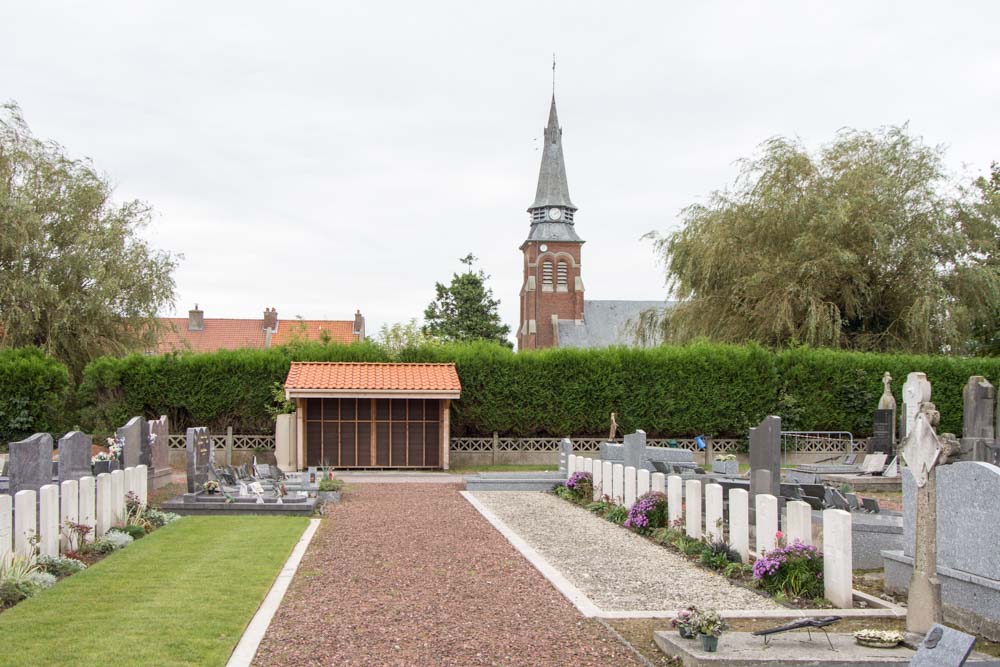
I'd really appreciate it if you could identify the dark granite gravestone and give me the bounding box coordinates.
[118,416,151,469]
[57,431,92,484]
[962,376,996,462]
[749,416,781,501]
[9,433,53,496]
[872,408,895,455]
[623,430,646,470]
[910,623,976,666]
[185,427,212,493]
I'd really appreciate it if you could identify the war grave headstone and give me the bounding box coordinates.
[185,427,213,493]
[8,433,53,496]
[57,432,92,485]
[749,415,781,502]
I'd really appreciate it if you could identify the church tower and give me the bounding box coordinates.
[517,94,585,350]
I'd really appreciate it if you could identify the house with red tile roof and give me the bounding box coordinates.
[153,306,365,354]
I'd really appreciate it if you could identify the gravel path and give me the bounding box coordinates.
[472,491,780,613]
[253,484,642,667]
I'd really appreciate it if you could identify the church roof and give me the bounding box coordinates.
[556,300,672,349]
[529,96,575,210]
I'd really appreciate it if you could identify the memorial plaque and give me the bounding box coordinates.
[872,409,895,455]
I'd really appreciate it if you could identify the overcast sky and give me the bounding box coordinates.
[4,2,999,339]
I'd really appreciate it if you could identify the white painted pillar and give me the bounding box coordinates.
[823,509,853,608]
[60,480,79,553]
[612,464,624,505]
[755,493,779,555]
[624,466,637,508]
[667,475,683,525]
[567,455,577,479]
[729,488,749,564]
[96,473,112,537]
[704,483,723,542]
[685,479,702,539]
[79,476,96,542]
[651,472,666,495]
[14,490,36,558]
[110,469,125,525]
[637,469,651,499]
[602,461,613,501]
[591,460,604,501]
[0,494,12,563]
[786,500,813,546]
[38,484,59,558]
[136,465,149,507]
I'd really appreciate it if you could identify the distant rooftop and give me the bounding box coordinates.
[556,300,671,349]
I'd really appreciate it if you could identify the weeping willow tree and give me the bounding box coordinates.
[638,127,1000,354]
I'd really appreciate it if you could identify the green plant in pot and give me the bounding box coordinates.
[691,608,727,652]
[671,606,698,639]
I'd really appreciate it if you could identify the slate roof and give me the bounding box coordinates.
[154,318,358,354]
[556,300,672,349]
[529,96,575,210]
[284,362,461,395]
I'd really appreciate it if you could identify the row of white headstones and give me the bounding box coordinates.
[567,455,853,608]
[0,465,149,562]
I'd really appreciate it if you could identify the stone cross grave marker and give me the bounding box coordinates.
[186,427,213,493]
[749,415,781,502]
[57,431,93,484]
[9,433,53,496]
[901,372,932,442]
[962,376,995,462]
[910,624,977,667]
[149,415,170,473]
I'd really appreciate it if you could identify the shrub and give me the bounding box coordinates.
[604,505,628,525]
[143,508,181,528]
[118,524,146,541]
[0,581,27,607]
[36,555,87,578]
[623,492,669,533]
[699,540,742,570]
[0,347,70,447]
[673,536,707,556]
[93,530,134,553]
[565,472,593,502]
[318,478,343,492]
[752,539,825,599]
[23,571,57,594]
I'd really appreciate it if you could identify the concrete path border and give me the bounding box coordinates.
[460,491,906,621]
[226,518,321,667]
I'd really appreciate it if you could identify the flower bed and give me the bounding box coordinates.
[0,492,180,613]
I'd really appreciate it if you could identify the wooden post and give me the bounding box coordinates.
[225,426,234,466]
[441,400,451,471]
[295,400,306,470]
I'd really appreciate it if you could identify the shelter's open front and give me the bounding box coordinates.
[284,362,461,470]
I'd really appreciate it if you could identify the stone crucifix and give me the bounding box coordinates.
[902,405,959,634]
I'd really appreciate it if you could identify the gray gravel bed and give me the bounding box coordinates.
[472,491,780,613]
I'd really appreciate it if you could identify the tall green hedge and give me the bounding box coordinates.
[0,347,70,447]
[74,341,1000,438]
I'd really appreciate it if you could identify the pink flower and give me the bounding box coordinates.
[775,531,784,540]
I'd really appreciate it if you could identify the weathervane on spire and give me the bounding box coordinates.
[552,53,556,95]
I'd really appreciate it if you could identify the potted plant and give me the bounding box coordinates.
[692,608,728,652]
[711,454,738,476]
[203,480,221,495]
[671,607,698,639]
[317,477,343,504]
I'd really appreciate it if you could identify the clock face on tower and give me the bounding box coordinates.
[548,207,562,221]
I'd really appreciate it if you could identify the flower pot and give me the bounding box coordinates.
[855,638,900,649]
[678,626,695,639]
[699,634,719,652]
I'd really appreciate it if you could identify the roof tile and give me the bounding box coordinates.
[285,362,461,392]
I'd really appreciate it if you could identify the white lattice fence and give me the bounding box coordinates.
[449,437,745,453]
[167,434,275,450]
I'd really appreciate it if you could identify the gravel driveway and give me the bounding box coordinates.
[253,484,642,667]
[472,491,780,613]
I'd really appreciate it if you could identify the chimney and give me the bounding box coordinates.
[353,310,365,341]
[263,307,278,331]
[188,304,204,332]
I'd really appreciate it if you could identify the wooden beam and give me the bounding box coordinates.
[441,399,450,471]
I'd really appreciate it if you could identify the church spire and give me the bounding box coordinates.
[529,94,575,211]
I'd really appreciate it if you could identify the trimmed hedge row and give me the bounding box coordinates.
[73,341,1000,438]
[0,347,70,446]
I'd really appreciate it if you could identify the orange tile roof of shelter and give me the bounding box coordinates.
[284,362,461,398]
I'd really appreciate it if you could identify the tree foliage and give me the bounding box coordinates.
[0,102,178,377]
[422,254,512,348]
[375,319,439,357]
[0,347,69,446]
[640,127,1000,354]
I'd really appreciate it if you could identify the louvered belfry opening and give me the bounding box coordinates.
[305,397,441,468]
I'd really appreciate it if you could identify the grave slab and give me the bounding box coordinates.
[9,433,53,496]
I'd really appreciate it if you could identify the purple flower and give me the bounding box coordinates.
[566,472,592,491]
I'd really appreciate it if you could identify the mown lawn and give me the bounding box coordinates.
[0,515,309,667]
